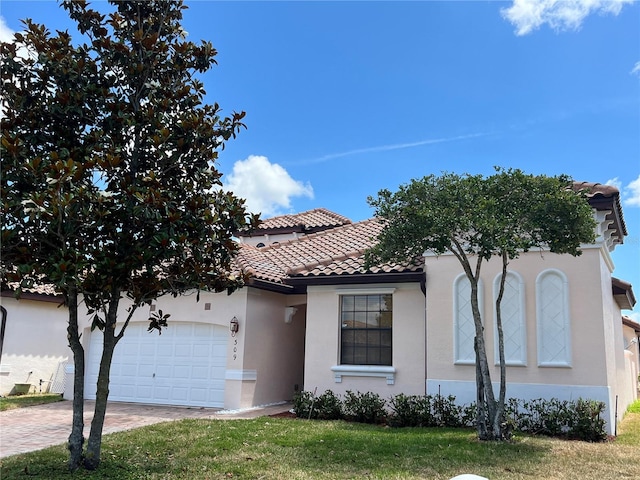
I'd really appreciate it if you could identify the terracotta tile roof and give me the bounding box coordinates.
[622,316,640,334]
[235,218,422,285]
[240,208,351,236]
[2,282,60,297]
[573,181,627,242]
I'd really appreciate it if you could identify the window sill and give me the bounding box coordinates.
[331,365,396,385]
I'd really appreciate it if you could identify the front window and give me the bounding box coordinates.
[340,294,392,365]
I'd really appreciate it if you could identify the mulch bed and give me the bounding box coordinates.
[269,411,297,418]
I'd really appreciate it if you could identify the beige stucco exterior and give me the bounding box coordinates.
[0,295,69,396]
[58,286,305,410]
[1,201,636,437]
[303,282,426,398]
[424,244,630,433]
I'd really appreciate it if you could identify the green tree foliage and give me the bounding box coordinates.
[366,168,596,441]
[1,0,258,470]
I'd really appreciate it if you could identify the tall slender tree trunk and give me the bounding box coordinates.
[66,287,85,471]
[470,276,499,440]
[492,251,509,440]
[84,292,120,470]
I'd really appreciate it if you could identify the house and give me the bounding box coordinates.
[0,189,637,435]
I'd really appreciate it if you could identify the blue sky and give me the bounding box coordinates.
[1,0,639,319]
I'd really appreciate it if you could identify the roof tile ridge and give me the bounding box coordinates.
[286,248,367,276]
[313,208,353,225]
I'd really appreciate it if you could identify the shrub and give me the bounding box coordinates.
[297,389,607,441]
[343,391,387,424]
[388,394,429,427]
[314,390,343,420]
[566,399,606,442]
[292,390,315,419]
[292,390,343,420]
[388,393,473,428]
[509,397,607,441]
[432,394,464,427]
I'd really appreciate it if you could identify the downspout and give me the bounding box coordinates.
[421,270,427,395]
[0,305,7,362]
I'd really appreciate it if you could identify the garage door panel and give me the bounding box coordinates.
[86,322,228,407]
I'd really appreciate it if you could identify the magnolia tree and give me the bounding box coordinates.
[366,168,596,441]
[1,0,258,470]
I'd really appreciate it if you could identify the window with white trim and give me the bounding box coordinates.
[494,271,527,366]
[454,274,482,364]
[340,293,392,366]
[536,269,571,367]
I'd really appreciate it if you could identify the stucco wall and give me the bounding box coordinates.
[242,288,306,407]
[622,323,640,408]
[0,296,70,396]
[426,247,611,386]
[303,282,425,399]
[425,245,626,434]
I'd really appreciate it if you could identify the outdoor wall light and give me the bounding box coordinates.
[284,307,297,324]
[229,316,239,336]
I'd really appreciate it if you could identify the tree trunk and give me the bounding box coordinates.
[492,251,509,440]
[470,275,499,440]
[84,293,120,470]
[474,338,487,438]
[66,287,85,471]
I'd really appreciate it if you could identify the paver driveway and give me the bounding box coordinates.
[0,400,291,458]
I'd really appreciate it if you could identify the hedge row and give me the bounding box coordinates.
[292,390,607,442]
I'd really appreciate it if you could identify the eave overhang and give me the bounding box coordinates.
[622,316,640,334]
[612,277,636,310]
[1,289,63,304]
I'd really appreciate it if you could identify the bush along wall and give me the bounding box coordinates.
[292,390,608,442]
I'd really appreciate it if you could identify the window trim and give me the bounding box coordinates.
[331,365,396,385]
[333,288,396,382]
[493,271,527,366]
[453,274,483,365]
[536,269,572,368]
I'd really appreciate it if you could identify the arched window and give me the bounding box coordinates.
[494,271,526,366]
[536,269,571,367]
[454,274,482,364]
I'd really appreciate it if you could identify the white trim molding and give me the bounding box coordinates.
[453,273,483,365]
[493,271,527,366]
[536,269,572,367]
[331,365,396,385]
[334,287,396,295]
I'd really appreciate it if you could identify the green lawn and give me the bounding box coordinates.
[0,393,63,412]
[1,405,639,480]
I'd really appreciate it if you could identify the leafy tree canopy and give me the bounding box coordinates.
[366,167,597,441]
[1,0,258,318]
[366,168,596,269]
[1,1,258,469]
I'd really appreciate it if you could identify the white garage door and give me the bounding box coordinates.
[86,322,228,407]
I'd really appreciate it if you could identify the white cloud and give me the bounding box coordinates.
[224,155,313,217]
[0,16,15,43]
[623,175,640,207]
[606,177,622,190]
[632,62,640,77]
[501,0,633,36]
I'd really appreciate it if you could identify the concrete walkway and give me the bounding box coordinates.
[0,400,292,458]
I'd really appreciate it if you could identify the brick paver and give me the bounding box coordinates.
[0,400,292,458]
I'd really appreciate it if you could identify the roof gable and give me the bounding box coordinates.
[239,208,351,237]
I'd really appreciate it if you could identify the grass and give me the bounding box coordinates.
[0,403,638,479]
[0,393,63,411]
